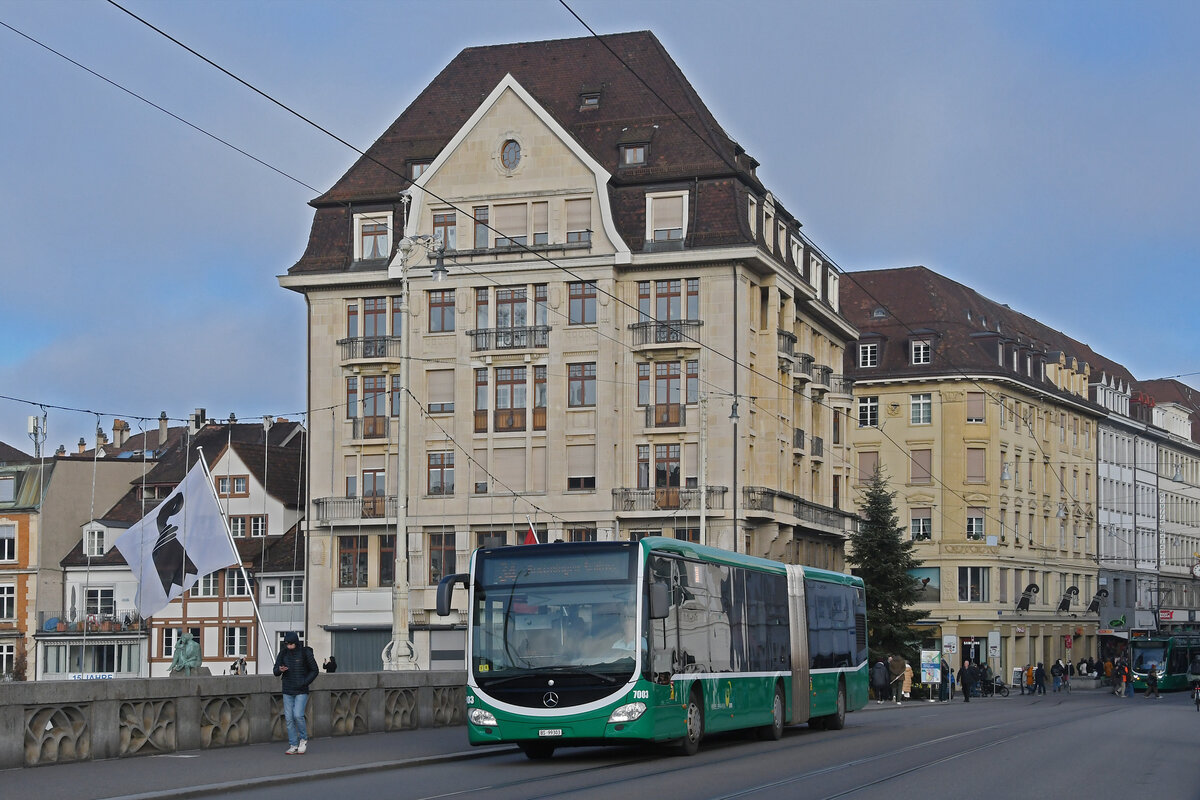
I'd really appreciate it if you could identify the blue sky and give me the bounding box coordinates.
[1,0,1196,452]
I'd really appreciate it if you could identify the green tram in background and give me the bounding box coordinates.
[436,537,868,758]
[1130,634,1200,691]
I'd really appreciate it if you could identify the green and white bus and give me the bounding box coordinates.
[436,536,868,758]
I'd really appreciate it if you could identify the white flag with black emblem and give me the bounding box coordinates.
[115,460,238,618]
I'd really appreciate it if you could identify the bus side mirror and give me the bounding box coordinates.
[436,573,469,616]
[649,582,670,620]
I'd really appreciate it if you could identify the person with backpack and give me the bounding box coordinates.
[274,631,319,754]
[1051,659,1065,692]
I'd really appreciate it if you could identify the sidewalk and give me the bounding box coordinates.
[0,726,513,800]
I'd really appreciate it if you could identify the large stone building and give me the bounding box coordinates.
[841,267,1105,674]
[280,32,860,669]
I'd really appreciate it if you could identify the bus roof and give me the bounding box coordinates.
[638,537,863,588]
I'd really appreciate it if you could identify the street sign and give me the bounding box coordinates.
[1064,635,1073,650]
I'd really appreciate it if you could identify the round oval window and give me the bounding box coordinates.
[501,139,521,169]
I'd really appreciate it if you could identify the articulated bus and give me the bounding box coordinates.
[436,536,868,758]
[1130,634,1200,691]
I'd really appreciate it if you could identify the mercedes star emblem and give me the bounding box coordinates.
[543,692,560,708]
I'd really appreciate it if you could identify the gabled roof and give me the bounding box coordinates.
[288,31,788,275]
[0,441,31,463]
[841,266,1114,412]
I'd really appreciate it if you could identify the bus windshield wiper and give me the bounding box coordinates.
[541,666,621,684]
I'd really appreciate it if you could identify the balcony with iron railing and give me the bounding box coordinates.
[314,495,397,524]
[743,487,860,534]
[337,336,403,363]
[38,610,151,634]
[811,365,833,392]
[629,319,703,348]
[830,375,854,395]
[777,329,797,357]
[467,325,550,352]
[612,486,728,512]
[645,403,686,428]
[352,416,390,440]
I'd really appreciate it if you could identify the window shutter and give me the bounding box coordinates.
[652,196,683,230]
[967,392,985,421]
[565,198,591,232]
[493,448,526,492]
[567,444,595,477]
[494,203,527,239]
[858,451,879,483]
[967,448,986,482]
[532,201,548,233]
[911,449,932,483]
[427,370,454,405]
[363,454,385,470]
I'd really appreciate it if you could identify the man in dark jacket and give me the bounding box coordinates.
[957,660,978,702]
[274,631,319,754]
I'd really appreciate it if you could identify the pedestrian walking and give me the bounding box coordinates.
[1051,659,1064,692]
[274,631,319,755]
[1025,664,1035,695]
[872,659,888,704]
[902,661,913,700]
[939,657,950,702]
[1145,663,1161,699]
[958,660,978,702]
[1034,662,1047,695]
[1113,658,1126,697]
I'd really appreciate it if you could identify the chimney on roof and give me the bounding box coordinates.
[112,419,130,447]
[55,444,66,457]
[77,437,86,454]
[159,412,168,448]
[96,427,108,448]
[191,408,206,435]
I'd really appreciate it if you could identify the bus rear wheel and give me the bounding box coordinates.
[825,682,846,731]
[678,692,704,756]
[757,685,784,740]
[519,742,555,760]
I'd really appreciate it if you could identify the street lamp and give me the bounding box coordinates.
[385,227,445,670]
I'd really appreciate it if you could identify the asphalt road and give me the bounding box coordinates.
[12,688,1200,800]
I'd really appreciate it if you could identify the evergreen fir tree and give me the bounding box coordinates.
[847,469,929,664]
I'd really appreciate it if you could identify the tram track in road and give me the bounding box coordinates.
[708,705,1125,800]
[410,714,997,800]
[418,702,1122,800]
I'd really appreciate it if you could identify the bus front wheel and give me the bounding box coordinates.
[678,692,704,756]
[519,742,555,760]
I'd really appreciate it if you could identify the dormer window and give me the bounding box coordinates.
[911,339,932,365]
[646,193,686,244]
[409,161,430,180]
[354,212,392,261]
[858,342,878,368]
[85,528,105,558]
[580,92,600,110]
[621,144,647,166]
[872,308,887,319]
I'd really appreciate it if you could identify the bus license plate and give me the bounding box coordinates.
[538,729,563,737]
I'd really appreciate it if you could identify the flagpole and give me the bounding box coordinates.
[196,448,274,670]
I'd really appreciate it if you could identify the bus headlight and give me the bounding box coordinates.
[469,708,498,727]
[607,702,647,723]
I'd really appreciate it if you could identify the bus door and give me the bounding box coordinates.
[648,555,687,740]
[786,565,811,724]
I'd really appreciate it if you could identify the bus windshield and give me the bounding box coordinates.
[471,546,639,683]
[1132,643,1166,672]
